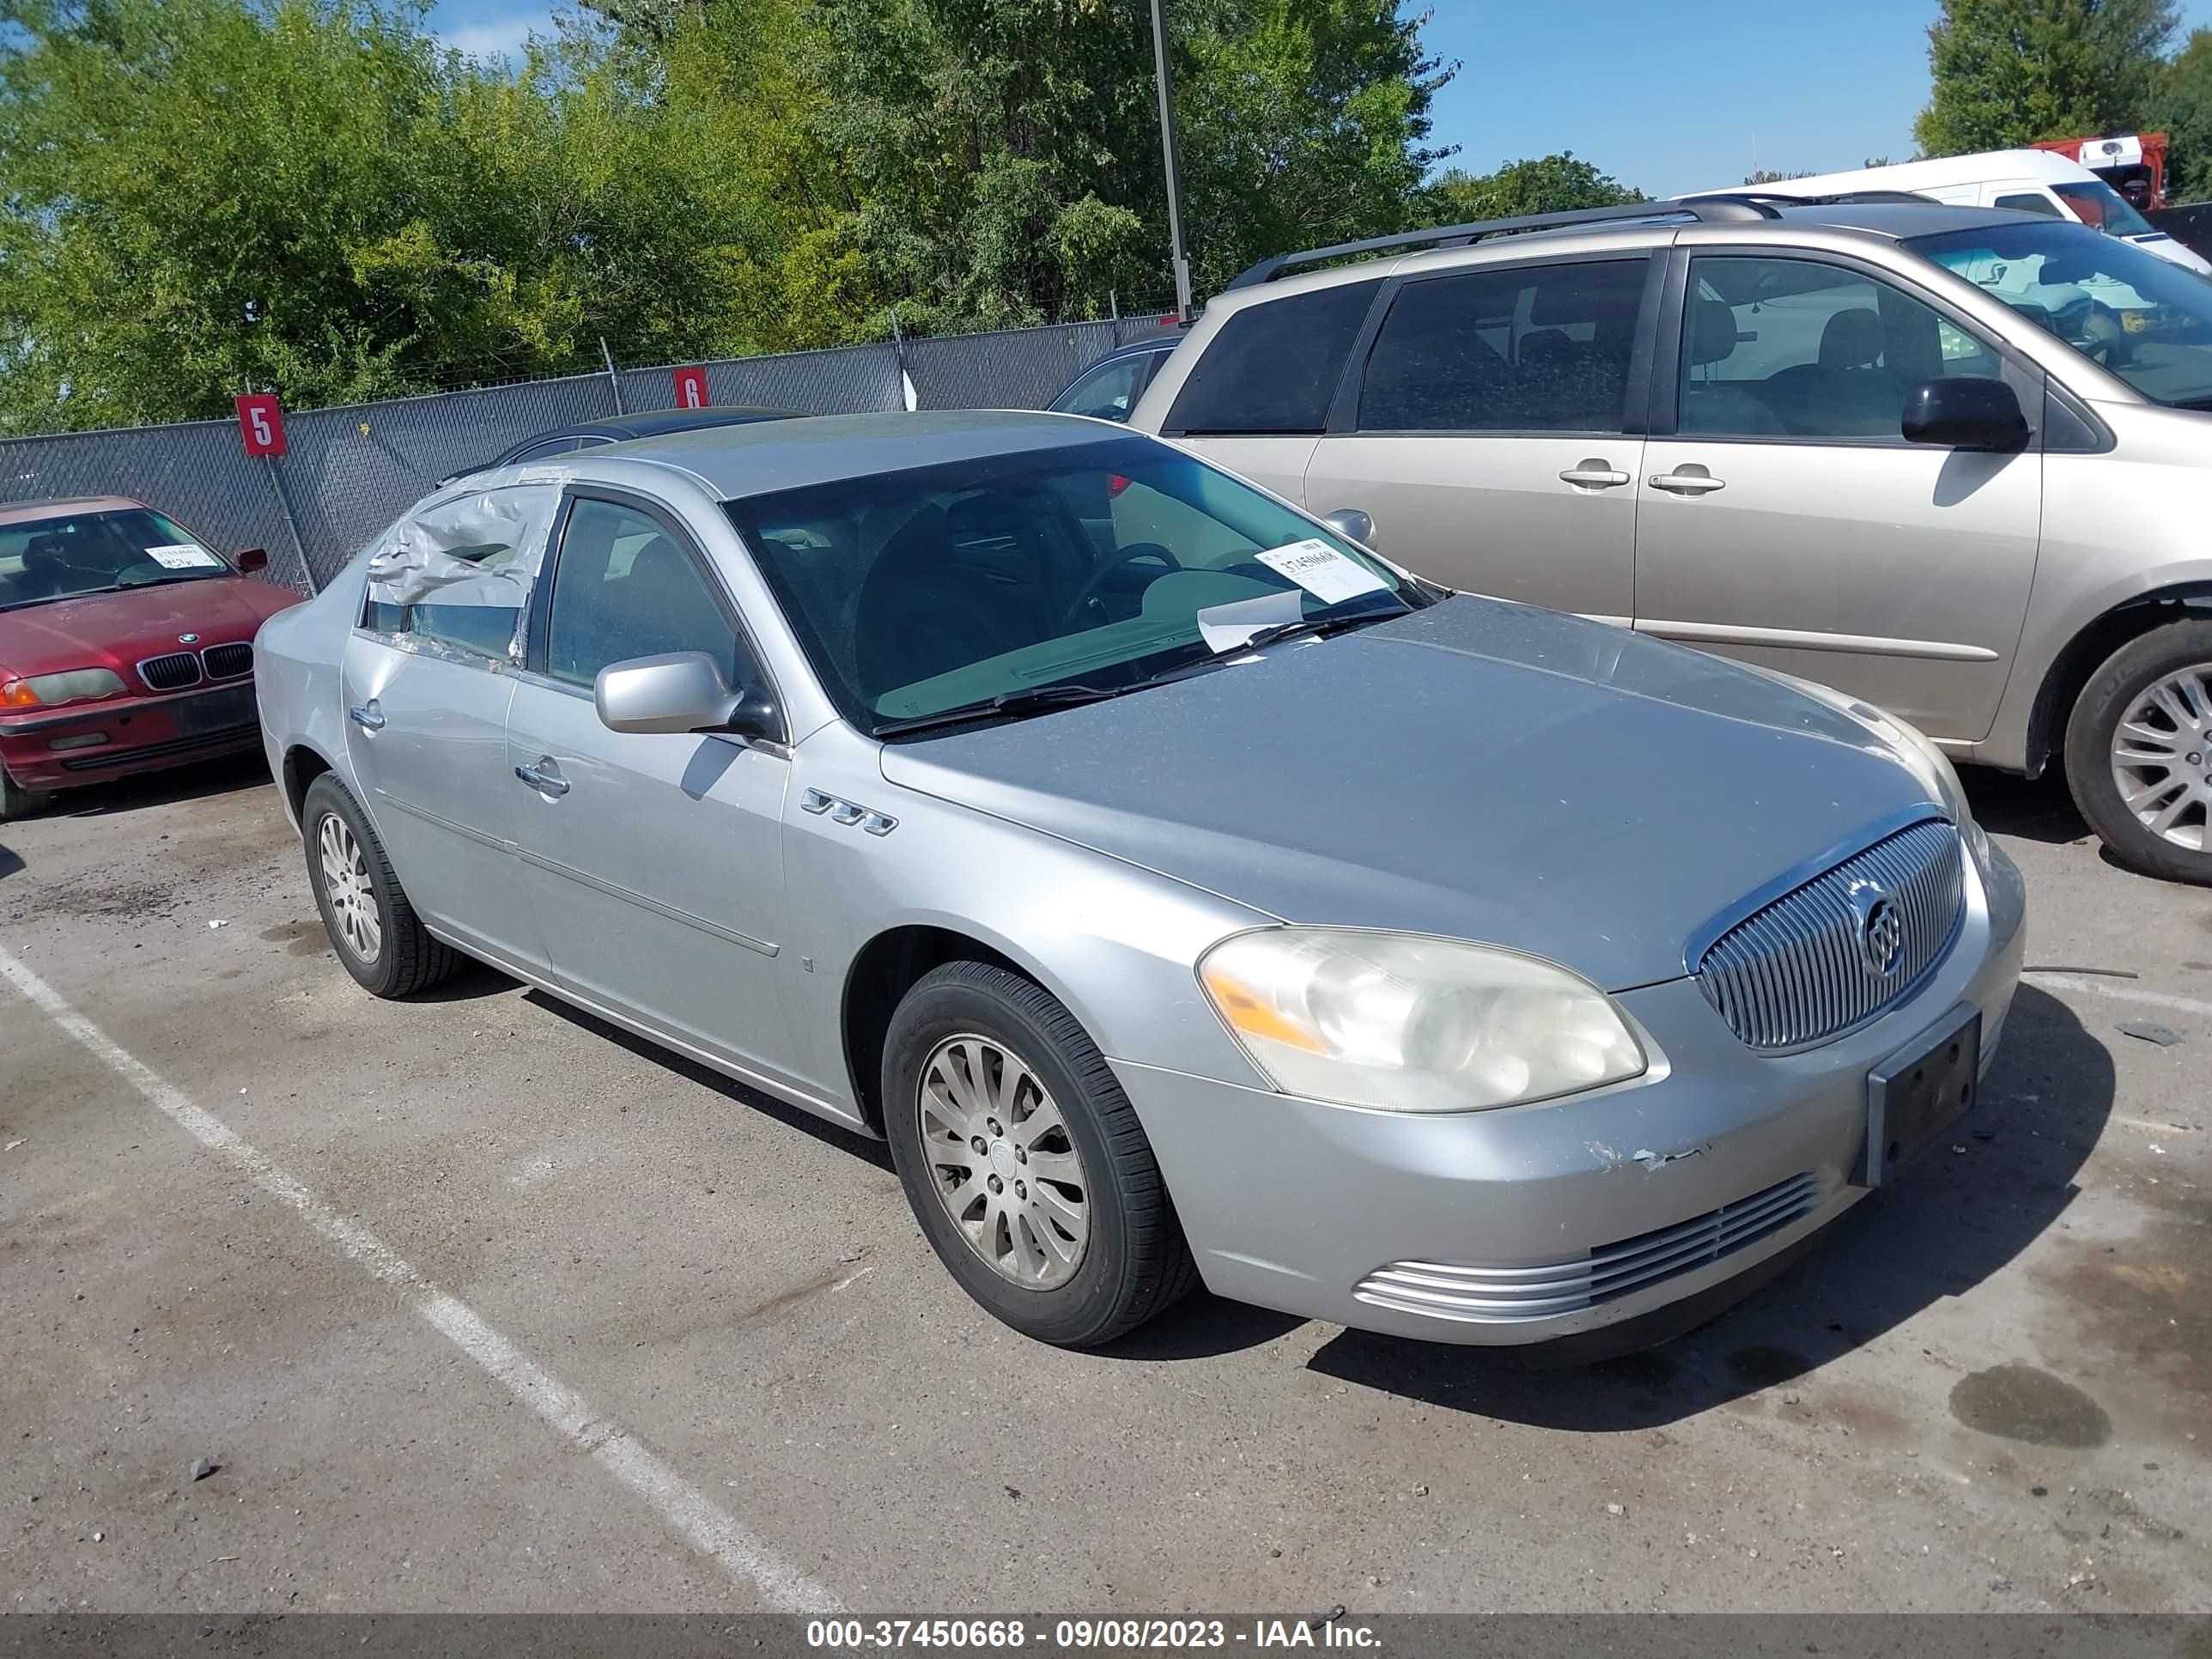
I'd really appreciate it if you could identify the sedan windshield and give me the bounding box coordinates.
[1910,220,2212,408]
[0,508,230,613]
[726,435,1415,731]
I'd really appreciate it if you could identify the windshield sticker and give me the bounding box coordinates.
[1255,538,1388,605]
[1196,588,1304,653]
[144,544,222,570]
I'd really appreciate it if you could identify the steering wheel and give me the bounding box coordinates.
[1062,543,1181,627]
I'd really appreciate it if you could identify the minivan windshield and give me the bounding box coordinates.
[726,435,1415,732]
[1910,220,2212,408]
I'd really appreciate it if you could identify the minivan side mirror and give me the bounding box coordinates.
[594,651,779,741]
[234,547,269,573]
[1901,378,2030,450]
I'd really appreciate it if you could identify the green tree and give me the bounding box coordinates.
[2153,28,2212,201]
[1423,152,1642,223]
[1915,0,2178,156]
[1742,168,1817,185]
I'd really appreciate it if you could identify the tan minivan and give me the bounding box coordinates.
[1130,195,2212,884]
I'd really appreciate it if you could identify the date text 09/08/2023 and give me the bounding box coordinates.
[806,1619,1383,1650]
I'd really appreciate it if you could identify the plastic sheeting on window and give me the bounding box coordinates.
[363,483,563,629]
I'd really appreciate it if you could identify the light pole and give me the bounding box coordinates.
[1149,0,1194,321]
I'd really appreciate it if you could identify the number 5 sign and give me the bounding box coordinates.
[672,366,710,409]
[235,393,287,458]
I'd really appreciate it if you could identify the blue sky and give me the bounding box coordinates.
[428,0,2212,198]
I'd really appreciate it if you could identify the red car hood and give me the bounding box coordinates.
[0,579,300,682]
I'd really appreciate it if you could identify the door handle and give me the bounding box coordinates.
[1648,467,1725,495]
[514,758,569,798]
[1559,462,1631,489]
[348,702,385,732]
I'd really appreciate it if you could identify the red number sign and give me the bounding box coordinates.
[235,394,287,458]
[672,367,710,410]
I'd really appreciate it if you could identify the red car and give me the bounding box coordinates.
[0,496,301,819]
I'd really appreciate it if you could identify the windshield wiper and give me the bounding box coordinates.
[872,682,1123,738]
[1234,603,1411,653]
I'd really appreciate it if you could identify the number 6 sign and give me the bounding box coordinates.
[235,393,287,458]
[672,366,709,409]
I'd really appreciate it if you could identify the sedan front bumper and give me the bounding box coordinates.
[1115,843,2025,1349]
[0,681,263,792]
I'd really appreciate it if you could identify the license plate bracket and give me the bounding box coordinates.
[1858,1004,1981,1188]
[174,684,258,738]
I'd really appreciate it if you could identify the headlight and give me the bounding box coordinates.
[0,668,126,708]
[1197,927,1647,1114]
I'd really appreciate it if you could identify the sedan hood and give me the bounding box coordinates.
[878,598,1946,991]
[0,579,297,680]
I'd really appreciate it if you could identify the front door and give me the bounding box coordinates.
[504,492,799,1082]
[1632,252,2044,742]
[1304,255,1654,624]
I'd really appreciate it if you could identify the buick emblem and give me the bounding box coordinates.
[177,632,200,645]
[1847,878,1905,978]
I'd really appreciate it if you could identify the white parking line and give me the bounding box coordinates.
[2025,972,2212,1021]
[0,942,842,1616]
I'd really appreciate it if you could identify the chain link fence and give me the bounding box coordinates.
[0,313,1177,592]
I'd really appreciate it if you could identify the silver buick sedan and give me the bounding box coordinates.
[256,412,2026,1352]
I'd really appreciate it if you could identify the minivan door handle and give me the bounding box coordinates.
[1649,466,1725,495]
[514,758,569,798]
[1559,461,1631,489]
[348,701,386,732]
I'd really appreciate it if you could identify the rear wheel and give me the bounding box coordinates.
[2066,619,2212,885]
[0,764,52,823]
[301,774,461,997]
[881,961,1198,1347]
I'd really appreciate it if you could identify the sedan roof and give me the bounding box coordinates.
[0,495,147,526]
[599,410,1121,501]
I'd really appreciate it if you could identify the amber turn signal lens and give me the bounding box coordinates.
[0,679,40,708]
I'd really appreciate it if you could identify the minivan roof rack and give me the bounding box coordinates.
[1688,188,1939,208]
[1223,196,1784,291]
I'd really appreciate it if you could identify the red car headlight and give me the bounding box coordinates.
[1,668,128,708]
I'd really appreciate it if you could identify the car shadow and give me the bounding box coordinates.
[1297,984,2111,1425]
[0,842,21,881]
[1963,765,2087,847]
[519,988,895,1172]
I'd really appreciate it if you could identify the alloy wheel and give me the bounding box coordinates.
[915,1034,1091,1290]
[2108,665,2212,854]
[318,811,382,963]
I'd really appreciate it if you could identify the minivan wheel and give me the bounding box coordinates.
[2066,619,2212,884]
[301,774,462,997]
[881,962,1199,1347]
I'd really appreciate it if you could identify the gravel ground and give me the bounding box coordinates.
[1,755,2206,1613]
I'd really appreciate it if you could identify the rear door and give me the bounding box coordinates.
[1304,254,1658,624]
[503,489,799,1082]
[1153,279,1384,501]
[1632,249,2043,742]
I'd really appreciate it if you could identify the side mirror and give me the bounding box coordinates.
[1901,378,2029,450]
[1321,507,1377,549]
[594,652,778,740]
[235,547,270,574]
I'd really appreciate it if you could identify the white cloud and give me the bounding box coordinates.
[441,9,550,63]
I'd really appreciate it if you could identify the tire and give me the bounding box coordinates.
[2065,618,2212,886]
[881,961,1199,1347]
[301,774,462,997]
[0,764,53,823]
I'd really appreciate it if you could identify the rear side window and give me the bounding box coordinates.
[1356,259,1646,434]
[1993,191,2063,218]
[1164,281,1382,434]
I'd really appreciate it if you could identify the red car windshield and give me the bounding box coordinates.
[0,509,230,613]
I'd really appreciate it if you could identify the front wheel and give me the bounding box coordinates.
[881,962,1198,1347]
[2066,619,2212,884]
[301,774,462,997]
[0,764,52,823]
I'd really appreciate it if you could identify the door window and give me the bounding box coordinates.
[1679,256,2002,441]
[1163,280,1382,434]
[361,483,562,660]
[1356,259,1646,433]
[1051,353,1153,422]
[544,499,745,688]
[1992,191,2064,217]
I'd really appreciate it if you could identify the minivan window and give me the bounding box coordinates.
[1357,259,1645,433]
[1993,191,2064,217]
[1680,257,2002,440]
[1163,281,1382,434]
[2052,180,2158,238]
[1911,220,2212,408]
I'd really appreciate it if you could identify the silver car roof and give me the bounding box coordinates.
[592,410,1121,501]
